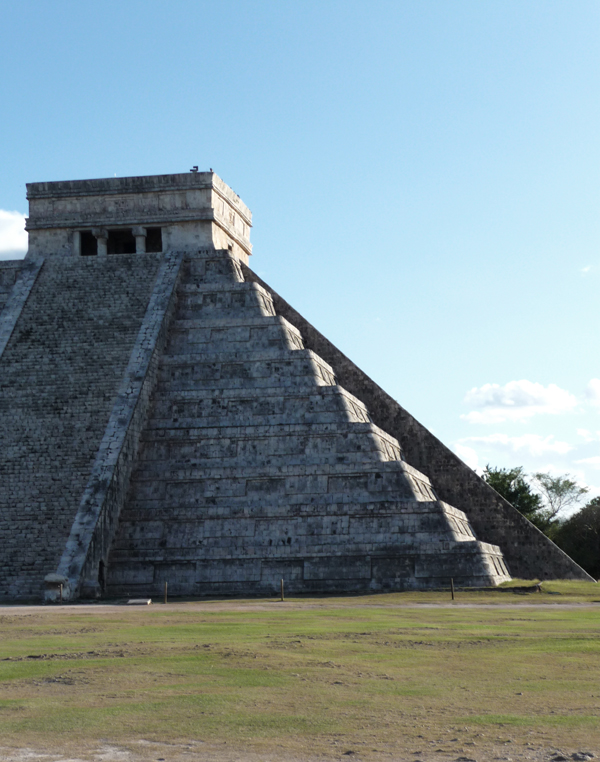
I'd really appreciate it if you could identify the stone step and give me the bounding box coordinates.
[144,412,367,429]
[139,419,398,441]
[139,422,403,461]
[110,510,472,553]
[115,500,478,544]
[158,346,331,367]
[169,315,301,331]
[130,440,418,476]
[109,538,490,564]
[109,536,468,563]
[155,375,341,411]
[176,306,271,321]
[127,468,435,504]
[130,453,420,479]
[113,509,457,540]
[136,437,416,481]
[177,281,260,294]
[155,364,336,391]
[147,387,365,425]
[121,496,455,519]
[109,520,477,557]
[133,451,389,473]
[182,254,245,283]
[148,382,356,402]
[166,319,304,354]
[175,284,275,320]
[138,429,401,464]
[154,376,335,394]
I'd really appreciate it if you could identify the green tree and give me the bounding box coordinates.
[531,472,589,520]
[552,497,600,579]
[482,465,546,528]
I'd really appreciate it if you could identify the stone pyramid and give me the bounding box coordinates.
[0,172,591,602]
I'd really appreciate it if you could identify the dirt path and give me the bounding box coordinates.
[1,599,599,616]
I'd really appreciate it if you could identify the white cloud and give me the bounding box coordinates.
[0,210,27,260]
[459,433,573,457]
[453,443,479,471]
[462,380,578,424]
[576,456,600,470]
[581,265,592,274]
[585,379,600,408]
[577,428,595,442]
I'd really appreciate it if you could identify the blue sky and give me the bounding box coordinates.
[1,0,599,509]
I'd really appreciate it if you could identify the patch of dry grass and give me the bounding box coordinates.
[0,587,599,759]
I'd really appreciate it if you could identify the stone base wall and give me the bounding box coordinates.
[108,545,505,598]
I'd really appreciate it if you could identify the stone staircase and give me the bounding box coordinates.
[107,250,510,596]
[0,254,162,599]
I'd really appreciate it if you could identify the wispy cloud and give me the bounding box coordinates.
[576,456,600,470]
[581,265,592,274]
[577,428,598,442]
[458,433,573,457]
[462,380,577,424]
[585,379,600,408]
[0,210,27,260]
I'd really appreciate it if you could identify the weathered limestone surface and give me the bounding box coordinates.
[0,255,162,599]
[106,250,510,597]
[240,266,594,582]
[48,252,184,601]
[26,172,252,264]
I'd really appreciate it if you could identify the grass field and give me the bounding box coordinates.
[0,581,599,761]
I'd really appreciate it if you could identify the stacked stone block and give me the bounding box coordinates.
[107,250,510,596]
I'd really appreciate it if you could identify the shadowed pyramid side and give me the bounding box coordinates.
[0,255,164,600]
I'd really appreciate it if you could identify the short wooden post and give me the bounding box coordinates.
[164,581,168,605]
[280,579,284,601]
[450,578,455,601]
[59,583,63,604]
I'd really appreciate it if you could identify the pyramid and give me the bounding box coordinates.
[0,172,591,602]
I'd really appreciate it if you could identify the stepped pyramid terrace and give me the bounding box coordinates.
[0,172,593,601]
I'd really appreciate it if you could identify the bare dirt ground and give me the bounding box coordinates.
[0,739,596,762]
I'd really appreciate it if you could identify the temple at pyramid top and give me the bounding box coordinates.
[25,171,252,263]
